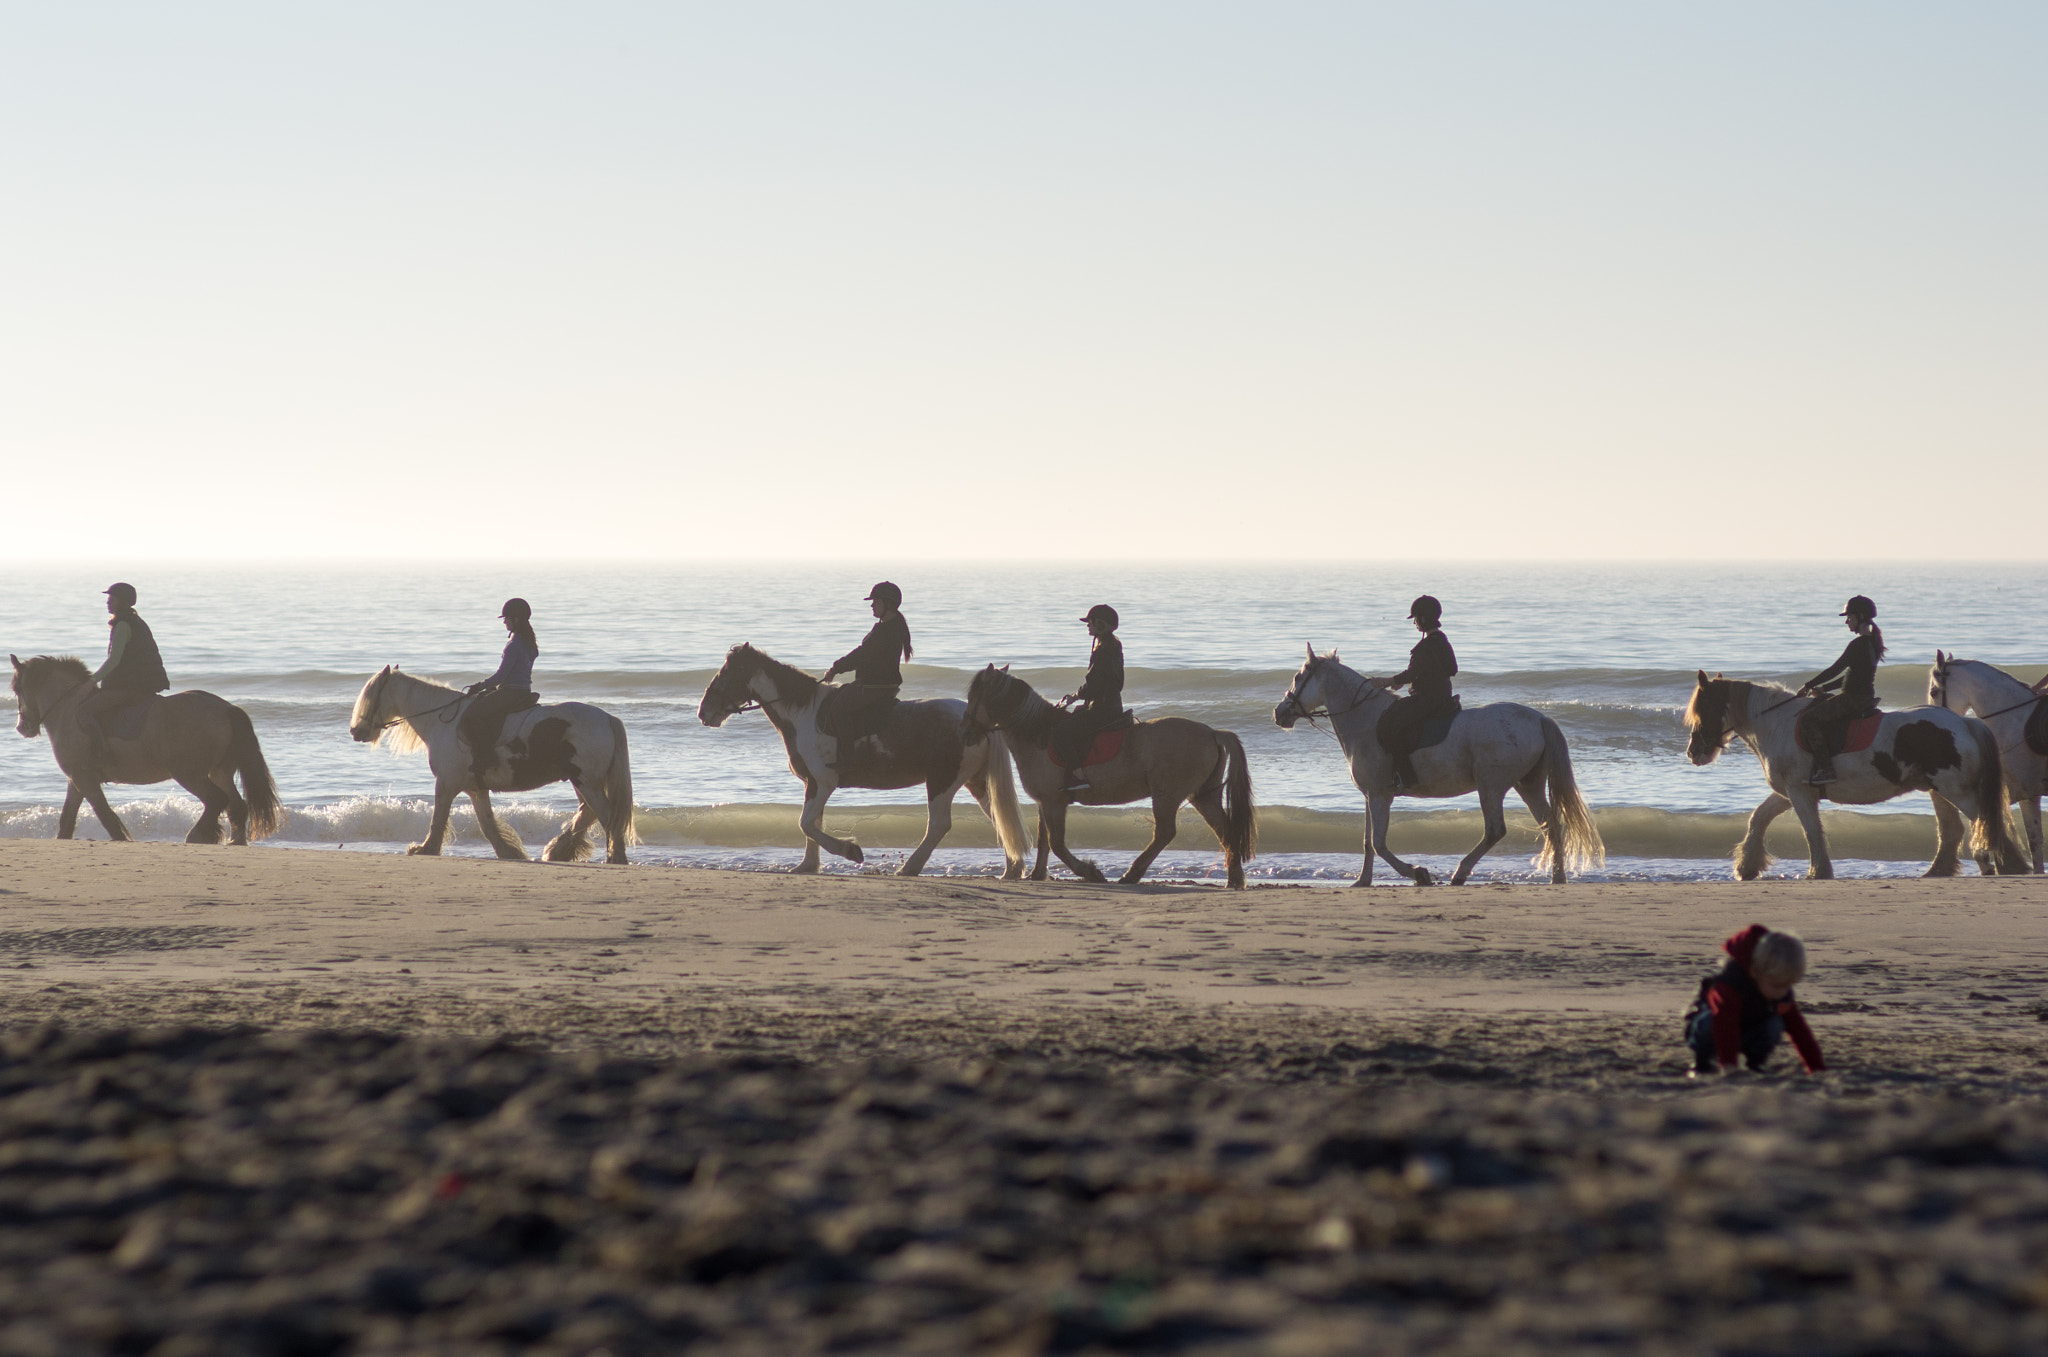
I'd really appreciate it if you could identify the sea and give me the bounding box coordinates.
[4,562,2042,884]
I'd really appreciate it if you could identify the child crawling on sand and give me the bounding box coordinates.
[1685,924,1827,1077]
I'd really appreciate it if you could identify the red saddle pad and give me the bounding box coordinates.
[1048,728,1127,771]
[1796,712,1882,755]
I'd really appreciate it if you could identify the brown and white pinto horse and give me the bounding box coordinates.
[1928,653,2046,873]
[1684,671,2028,878]
[961,665,1257,889]
[697,644,1029,877]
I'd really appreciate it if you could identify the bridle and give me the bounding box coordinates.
[961,670,1032,743]
[358,668,466,737]
[1281,657,1380,735]
[1933,661,2041,721]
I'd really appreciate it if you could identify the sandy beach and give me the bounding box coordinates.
[4,841,2048,1354]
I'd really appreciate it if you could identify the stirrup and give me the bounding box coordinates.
[1807,764,1837,786]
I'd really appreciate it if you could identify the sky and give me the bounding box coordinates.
[2,3,2042,561]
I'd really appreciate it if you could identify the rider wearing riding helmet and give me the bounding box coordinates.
[78,582,171,766]
[462,598,541,781]
[1797,595,1885,786]
[823,582,913,755]
[1378,595,1458,791]
[1053,603,1124,791]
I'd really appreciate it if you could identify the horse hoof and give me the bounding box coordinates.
[405,843,433,856]
[1117,871,1146,885]
[1411,867,1435,887]
[846,845,865,865]
[1028,869,1049,882]
[790,863,820,875]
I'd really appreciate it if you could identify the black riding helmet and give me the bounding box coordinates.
[103,582,137,609]
[1408,594,1443,625]
[1840,595,1876,620]
[500,597,532,622]
[865,581,902,610]
[1081,603,1119,631]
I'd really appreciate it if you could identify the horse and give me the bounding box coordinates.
[697,644,1029,877]
[9,653,282,845]
[1928,652,2045,874]
[1273,646,1602,886]
[1683,671,2029,879]
[348,665,636,864]
[960,665,1256,888]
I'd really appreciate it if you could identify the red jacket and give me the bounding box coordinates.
[1703,924,1826,1073]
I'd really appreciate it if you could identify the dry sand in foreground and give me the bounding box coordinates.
[3,841,2047,1355]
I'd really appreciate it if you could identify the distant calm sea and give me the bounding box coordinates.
[4,562,2043,882]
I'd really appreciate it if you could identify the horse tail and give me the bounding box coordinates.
[1218,730,1258,887]
[1966,720,2025,874]
[607,714,639,847]
[1536,717,1604,874]
[229,704,283,839]
[982,731,1030,870]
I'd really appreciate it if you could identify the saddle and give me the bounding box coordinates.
[1376,696,1463,754]
[1795,711,1882,757]
[818,686,899,745]
[1046,717,1134,771]
[2025,696,2048,758]
[105,697,155,742]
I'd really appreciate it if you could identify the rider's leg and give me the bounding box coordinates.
[75,686,139,768]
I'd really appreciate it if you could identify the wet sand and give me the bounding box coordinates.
[3,840,2047,1354]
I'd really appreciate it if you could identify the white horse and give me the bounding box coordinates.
[697,644,1030,877]
[1274,646,1603,886]
[1684,671,2029,879]
[348,666,636,863]
[1929,652,2045,873]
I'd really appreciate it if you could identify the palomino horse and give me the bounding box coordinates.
[1929,652,2045,873]
[1274,646,1602,886]
[349,666,636,863]
[960,665,1256,888]
[10,654,281,844]
[1684,671,2029,879]
[697,644,1029,877]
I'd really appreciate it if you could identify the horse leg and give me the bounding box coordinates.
[798,781,864,868]
[466,789,528,861]
[1120,794,1180,885]
[1040,801,1106,884]
[1926,792,1966,878]
[56,783,84,840]
[210,768,250,845]
[76,782,132,842]
[2023,797,2045,875]
[1516,774,1563,884]
[409,779,460,855]
[1370,792,1431,885]
[545,800,600,863]
[1784,787,1832,879]
[1031,815,1051,881]
[173,776,226,845]
[1451,786,1509,886]
[1733,793,1788,880]
[1190,785,1243,889]
[899,783,955,877]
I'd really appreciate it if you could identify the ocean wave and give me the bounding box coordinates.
[0,796,1976,862]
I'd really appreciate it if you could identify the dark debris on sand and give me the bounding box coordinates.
[4,1020,2048,1356]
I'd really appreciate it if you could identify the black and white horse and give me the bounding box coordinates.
[1928,653,2045,873]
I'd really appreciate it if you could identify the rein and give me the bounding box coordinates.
[379,694,465,730]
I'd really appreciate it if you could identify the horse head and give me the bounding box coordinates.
[1928,650,1951,710]
[1683,669,1734,765]
[10,655,38,738]
[698,645,767,728]
[1275,644,1353,729]
[10,655,86,739]
[960,664,1014,746]
[348,665,396,743]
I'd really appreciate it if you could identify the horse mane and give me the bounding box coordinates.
[364,666,463,756]
[973,667,1056,745]
[732,643,822,702]
[1683,675,1793,731]
[15,655,91,689]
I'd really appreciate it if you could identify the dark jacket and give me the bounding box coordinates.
[1807,634,1880,703]
[834,613,910,688]
[1388,629,1457,706]
[480,635,538,693]
[103,611,170,693]
[1688,924,1825,1072]
[1075,635,1124,709]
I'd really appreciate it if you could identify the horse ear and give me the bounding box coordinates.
[8,655,17,671]
[1001,663,1010,672]
[1305,642,1315,662]
[1696,669,1708,685]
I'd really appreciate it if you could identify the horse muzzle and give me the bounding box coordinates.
[349,722,375,743]
[1684,734,1722,766]
[16,716,39,738]
[1273,699,1300,730]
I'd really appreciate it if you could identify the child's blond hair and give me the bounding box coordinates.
[1750,929,1808,987]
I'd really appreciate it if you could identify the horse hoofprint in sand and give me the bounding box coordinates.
[1685,671,2029,879]
[11,654,283,846]
[1274,646,1602,886]
[697,644,1029,878]
[1928,653,2046,874]
[349,666,636,863]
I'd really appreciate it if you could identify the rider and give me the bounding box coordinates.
[1378,594,1458,791]
[822,581,913,762]
[1053,603,1124,791]
[1797,594,1885,786]
[77,582,170,767]
[461,598,541,782]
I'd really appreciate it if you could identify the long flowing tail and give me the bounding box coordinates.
[1537,717,1604,874]
[1218,730,1257,888]
[982,731,1030,871]
[607,714,639,847]
[1967,722,2025,874]
[229,704,282,839]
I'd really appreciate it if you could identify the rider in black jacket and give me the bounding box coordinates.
[1054,604,1124,790]
[77,582,171,767]
[822,582,913,764]
[1798,595,1885,786]
[1378,595,1459,791]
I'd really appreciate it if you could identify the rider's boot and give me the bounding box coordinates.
[82,715,112,771]
[1807,753,1838,786]
[1392,754,1421,791]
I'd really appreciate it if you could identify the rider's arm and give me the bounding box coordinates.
[1803,644,1854,693]
[90,620,131,684]
[826,625,878,681]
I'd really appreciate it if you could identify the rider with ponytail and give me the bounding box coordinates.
[1797,594,1885,786]
[462,598,542,781]
[1378,594,1459,791]
[822,582,912,764]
